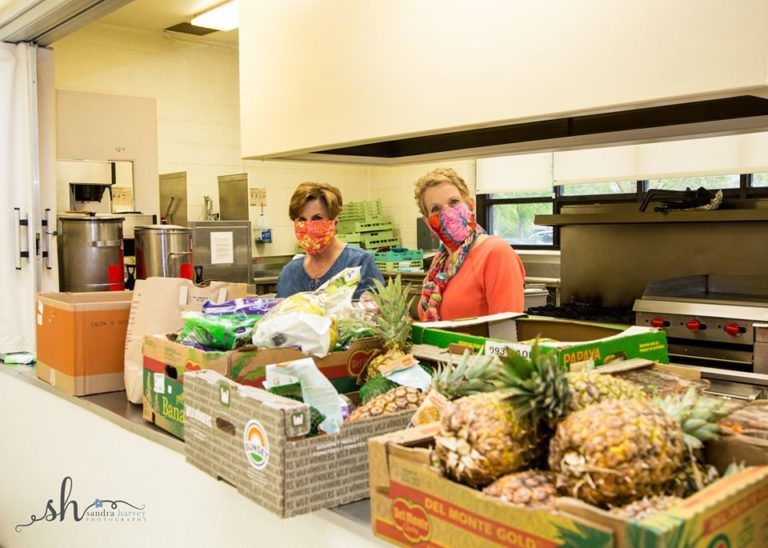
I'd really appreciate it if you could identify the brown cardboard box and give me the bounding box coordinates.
[36,291,133,395]
[556,434,768,548]
[142,334,231,439]
[369,425,613,547]
[183,369,414,518]
[142,334,382,439]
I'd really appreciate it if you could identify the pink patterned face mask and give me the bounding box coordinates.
[294,219,336,255]
[427,202,476,251]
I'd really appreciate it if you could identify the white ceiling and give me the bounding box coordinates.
[98,0,238,44]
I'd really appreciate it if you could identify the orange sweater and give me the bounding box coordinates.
[419,236,526,321]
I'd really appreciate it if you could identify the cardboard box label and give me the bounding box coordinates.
[390,481,562,548]
[244,420,270,471]
[143,367,185,439]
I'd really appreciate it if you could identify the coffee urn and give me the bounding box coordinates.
[57,214,125,292]
[134,224,193,279]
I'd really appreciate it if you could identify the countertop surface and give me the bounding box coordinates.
[0,362,372,529]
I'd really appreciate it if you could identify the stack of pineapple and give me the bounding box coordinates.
[432,343,736,519]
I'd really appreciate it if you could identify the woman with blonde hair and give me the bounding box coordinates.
[415,167,525,321]
[277,182,383,299]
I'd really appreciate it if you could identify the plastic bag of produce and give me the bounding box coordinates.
[253,312,335,356]
[201,296,281,316]
[177,312,262,351]
[252,268,360,356]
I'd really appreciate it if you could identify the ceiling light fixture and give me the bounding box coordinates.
[191,0,239,32]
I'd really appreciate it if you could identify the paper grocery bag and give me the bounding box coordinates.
[123,277,248,404]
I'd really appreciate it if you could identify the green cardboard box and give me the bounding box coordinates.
[412,312,668,368]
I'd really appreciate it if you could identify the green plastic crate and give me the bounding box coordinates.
[338,199,384,222]
[361,230,394,246]
[362,236,400,250]
[337,233,362,244]
[375,259,423,272]
[337,219,394,234]
[373,247,423,262]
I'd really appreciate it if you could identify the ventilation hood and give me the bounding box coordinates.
[284,94,768,165]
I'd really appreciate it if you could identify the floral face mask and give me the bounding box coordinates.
[427,202,476,251]
[294,219,336,255]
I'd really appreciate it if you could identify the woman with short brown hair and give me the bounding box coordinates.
[277,182,384,299]
[414,167,525,321]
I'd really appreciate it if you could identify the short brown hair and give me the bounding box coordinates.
[288,182,343,221]
[413,167,472,216]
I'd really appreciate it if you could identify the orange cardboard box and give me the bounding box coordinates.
[36,291,133,395]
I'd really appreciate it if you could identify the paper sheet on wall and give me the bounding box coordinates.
[210,231,234,264]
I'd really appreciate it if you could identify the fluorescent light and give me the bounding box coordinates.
[191,1,238,31]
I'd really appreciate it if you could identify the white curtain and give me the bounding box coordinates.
[553,132,768,185]
[0,42,39,354]
[476,153,553,194]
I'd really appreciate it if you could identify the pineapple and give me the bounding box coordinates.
[432,350,501,400]
[366,275,414,379]
[347,385,424,422]
[609,496,682,520]
[549,389,724,508]
[483,470,557,509]
[432,392,537,488]
[499,344,648,430]
[566,371,647,413]
[359,374,399,404]
[412,350,501,426]
[433,342,646,488]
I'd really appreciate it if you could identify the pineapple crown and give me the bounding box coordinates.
[498,340,572,429]
[432,350,501,400]
[371,275,414,351]
[655,388,726,450]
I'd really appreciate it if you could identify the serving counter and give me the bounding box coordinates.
[0,364,383,547]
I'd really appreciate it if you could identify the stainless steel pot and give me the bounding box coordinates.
[57,214,125,292]
[134,224,193,279]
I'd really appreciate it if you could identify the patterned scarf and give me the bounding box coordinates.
[419,226,483,322]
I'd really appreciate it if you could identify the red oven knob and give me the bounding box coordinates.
[723,323,745,337]
[686,319,706,332]
[650,316,669,328]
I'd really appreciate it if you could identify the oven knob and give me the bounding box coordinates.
[650,316,669,328]
[686,319,706,332]
[724,323,745,337]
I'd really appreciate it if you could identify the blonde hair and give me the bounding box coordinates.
[288,182,343,220]
[413,168,472,216]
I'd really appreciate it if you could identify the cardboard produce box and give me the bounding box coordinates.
[36,291,133,396]
[559,465,768,547]
[412,313,668,368]
[369,424,613,547]
[142,334,382,439]
[183,369,413,518]
[142,334,231,439]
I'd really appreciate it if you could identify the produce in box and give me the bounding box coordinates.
[429,341,744,523]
